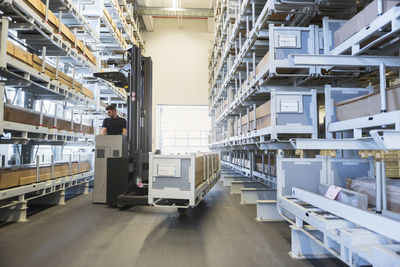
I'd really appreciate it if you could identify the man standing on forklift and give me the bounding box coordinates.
[102,104,127,136]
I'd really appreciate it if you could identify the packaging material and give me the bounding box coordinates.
[335,85,400,121]
[7,40,94,99]
[195,153,220,187]
[0,161,91,189]
[23,0,97,64]
[255,52,270,76]
[3,104,94,134]
[256,101,271,129]
[346,177,400,213]
[334,0,399,46]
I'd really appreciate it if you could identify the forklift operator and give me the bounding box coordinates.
[102,104,127,136]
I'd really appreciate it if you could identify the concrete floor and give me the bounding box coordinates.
[0,182,345,267]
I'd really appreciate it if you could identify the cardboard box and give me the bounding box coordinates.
[76,39,84,53]
[0,171,19,189]
[334,0,399,46]
[103,7,113,24]
[4,105,94,134]
[255,101,271,129]
[24,0,59,30]
[256,101,271,119]
[85,48,96,65]
[82,86,94,99]
[335,85,400,121]
[256,116,271,130]
[347,177,400,212]
[116,28,122,41]
[1,161,91,189]
[8,42,33,67]
[60,23,75,44]
[195,154,205,186]
[255,52,270,76]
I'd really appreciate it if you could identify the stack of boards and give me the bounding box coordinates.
[0,161,91,190]
[7,41,94,99]
[3,104,95,134]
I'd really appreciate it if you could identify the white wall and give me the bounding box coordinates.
[142,18,213,150]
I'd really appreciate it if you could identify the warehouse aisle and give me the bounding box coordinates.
[0,182,344,267]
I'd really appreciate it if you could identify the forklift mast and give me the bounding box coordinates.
[93,45,152,206]
[127,45,152,182]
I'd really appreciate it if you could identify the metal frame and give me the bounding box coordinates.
[209,1,400,265]
[0,171,93,222]
[148,153,221,208]
[279,188,400,266]
[0,0,143,221]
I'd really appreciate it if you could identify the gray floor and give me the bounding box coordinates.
[0,182,345,267]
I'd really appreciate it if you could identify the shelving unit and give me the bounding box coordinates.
[209,0,400,265]
[0,0,144,221]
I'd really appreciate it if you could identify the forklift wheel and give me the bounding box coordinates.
[118,203,133,210]
[178,208,186,215]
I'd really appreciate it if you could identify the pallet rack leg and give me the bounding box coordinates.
[289,225,333,260]
[256,200,284,222]
[0,199,28,223]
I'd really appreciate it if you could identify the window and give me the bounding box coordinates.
[157,105,210,154]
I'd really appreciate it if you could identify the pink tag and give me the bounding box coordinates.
[325,185,342,200]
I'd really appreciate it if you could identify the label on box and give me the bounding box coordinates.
[278,35,297,47]
[325,185,342,200]
[280,100,299,112]
[157,164,176,177]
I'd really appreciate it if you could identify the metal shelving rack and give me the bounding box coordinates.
[0,0,144,222]
[209,0,400,265]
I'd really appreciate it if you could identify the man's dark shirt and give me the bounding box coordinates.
[102,116,126,135]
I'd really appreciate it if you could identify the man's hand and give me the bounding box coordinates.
[122,128,127,136]
[102,128,107,136]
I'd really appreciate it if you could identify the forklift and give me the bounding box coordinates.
[92,45,153,208]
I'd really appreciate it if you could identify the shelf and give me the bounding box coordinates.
[330,6,400,56]
[0,54,98,108]
[0,121,95,145]
[279,187,400,266]
[0,171,93,222]
[0,171,93,202]
[1,0,99,71]
[221,160,276,188]
[99,7,127,52]
[49,0,100,43]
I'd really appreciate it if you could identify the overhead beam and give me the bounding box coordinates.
[290,54,400,68]
[142,15,154,32]
[137,7,214,18]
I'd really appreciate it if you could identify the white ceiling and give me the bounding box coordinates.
[138,0,214,9]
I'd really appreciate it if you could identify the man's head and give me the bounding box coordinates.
[106,104,118,118]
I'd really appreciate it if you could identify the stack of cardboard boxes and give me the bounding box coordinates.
[334,0,399,47]
[7,41,94,99]
[195,153,220,187]
[237,101,271,134]
[255,155,276,176]
[103,7,128,49]
[24,0,97,65]
[335,85,400,121]
[3,105,95,134]
[0,161,91,190]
